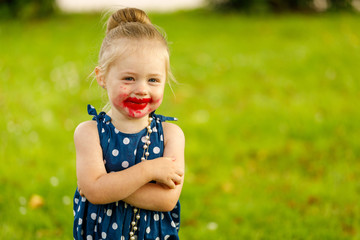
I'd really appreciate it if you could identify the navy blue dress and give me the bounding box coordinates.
[73,105,180,240]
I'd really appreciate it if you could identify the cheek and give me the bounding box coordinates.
[154,97,163,105]
[149,96,163,111]
[153,90,164,102]
[112,93,129,107]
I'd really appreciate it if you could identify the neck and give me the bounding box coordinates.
[108,109,150,134]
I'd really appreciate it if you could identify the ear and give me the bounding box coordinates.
[95,67,106,89]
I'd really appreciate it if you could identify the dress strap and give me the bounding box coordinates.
[87,104,111,123]
[151,112,178,123]
[87,104,97,117]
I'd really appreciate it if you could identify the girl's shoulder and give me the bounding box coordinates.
[162,122,185,145]
[74,120,99,144]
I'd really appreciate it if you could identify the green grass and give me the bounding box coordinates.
[1,9,360,239]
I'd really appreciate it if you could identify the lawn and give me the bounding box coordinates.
[0,9,360,239]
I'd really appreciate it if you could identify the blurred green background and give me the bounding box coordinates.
[1,0,360,239]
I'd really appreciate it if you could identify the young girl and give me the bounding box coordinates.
[73,8,185,240]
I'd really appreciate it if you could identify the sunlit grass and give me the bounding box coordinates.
[1,10,359,239]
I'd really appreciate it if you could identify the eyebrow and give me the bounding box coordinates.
[121,71,137,76]
[147,73,163,77]
[120,71,164,77]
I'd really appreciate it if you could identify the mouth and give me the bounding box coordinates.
[123,97,152,110]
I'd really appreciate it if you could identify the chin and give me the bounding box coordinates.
[126,108,152,118]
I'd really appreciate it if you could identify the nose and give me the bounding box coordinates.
[134,80,148,96]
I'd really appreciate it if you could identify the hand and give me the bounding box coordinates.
[146,157,184,189]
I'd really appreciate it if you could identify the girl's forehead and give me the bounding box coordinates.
[110,41,167,72]
[112,39,168,64]
[120,38,167,55]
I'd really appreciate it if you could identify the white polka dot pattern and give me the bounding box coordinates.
[106,209,112,216]
[123,137,130,145]
[112,149,119,157]
[122,161,129,168]
[153,147,160,154]
[112,222,118,230]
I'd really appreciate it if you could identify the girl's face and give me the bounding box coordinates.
[101,40,167,119]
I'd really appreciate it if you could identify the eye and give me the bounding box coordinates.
[124,77,134,81]
[148,78,159,83]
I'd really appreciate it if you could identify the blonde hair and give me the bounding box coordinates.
[97,8,175,83]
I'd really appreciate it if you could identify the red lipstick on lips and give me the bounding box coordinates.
[123,97,152,111]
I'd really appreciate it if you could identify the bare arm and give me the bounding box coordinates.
[122,122,185,211]
[75,121,183,205]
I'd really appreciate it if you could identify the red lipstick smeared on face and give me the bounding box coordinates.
[123,97,152,111]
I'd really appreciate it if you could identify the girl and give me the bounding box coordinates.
[73,8,185,240]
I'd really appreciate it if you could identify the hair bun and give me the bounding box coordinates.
[107,8,152,33]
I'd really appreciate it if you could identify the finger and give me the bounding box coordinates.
[172,180,181,186]
[166,179,176,189]
[157,182,168,189]
[173,175,182,185]
[176,168,184,177]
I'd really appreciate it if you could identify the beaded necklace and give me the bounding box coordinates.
[129,115,153,240]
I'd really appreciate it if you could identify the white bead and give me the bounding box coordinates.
[145,135,150,140]
[136,214,140,219]
[147,126,151,130]
[134,226,138,231]
[147,141,151,145]
[130,237,135,240]
[143,145,148,149]
[131,221,136,226]
[145,152,149,156]
[130,232,134,236]
[148,129,152,134]
[141,157,146,161]
[134,208,138,213]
